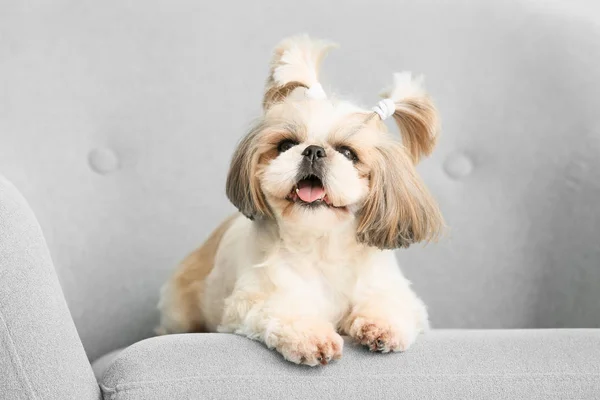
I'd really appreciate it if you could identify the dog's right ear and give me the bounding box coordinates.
[263,35,336,110]
[225,125,271,220]
[228,35,336,219]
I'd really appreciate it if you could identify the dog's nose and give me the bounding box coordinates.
[302,145,326,162]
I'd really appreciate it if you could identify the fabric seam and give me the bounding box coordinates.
[103,372,600,394]
[0,310,38,400]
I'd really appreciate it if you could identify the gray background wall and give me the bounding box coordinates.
[1,0,599,360]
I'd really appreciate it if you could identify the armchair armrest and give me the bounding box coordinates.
[0,175,101,400]
[100,329,600,400]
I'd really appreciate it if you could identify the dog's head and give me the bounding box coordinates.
[226,35,443,249]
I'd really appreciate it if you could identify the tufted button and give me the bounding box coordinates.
[443,152,473,179]
[88,148,120,175]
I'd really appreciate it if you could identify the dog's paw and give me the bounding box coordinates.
[347,316,420,353]
[267,320,344,366]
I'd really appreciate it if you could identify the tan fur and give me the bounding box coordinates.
[379,72,440,164]
[263,81,306,110]
[391,97,439,164]
[225,123,273,219]
[356,140,443,249]
[157,214,237,334]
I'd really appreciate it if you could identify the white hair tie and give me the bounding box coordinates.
[305,83,327,99]
[372,98,396,120]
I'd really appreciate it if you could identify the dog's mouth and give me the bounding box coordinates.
[286,175,333,207]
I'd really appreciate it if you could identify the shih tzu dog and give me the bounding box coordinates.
[158,35,443,366]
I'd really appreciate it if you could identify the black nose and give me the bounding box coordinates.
[302,145,326,162]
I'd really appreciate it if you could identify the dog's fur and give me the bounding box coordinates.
[157,35,443,366]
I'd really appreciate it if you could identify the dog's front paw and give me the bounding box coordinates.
[347,316,421,353]
[266,320,344,366]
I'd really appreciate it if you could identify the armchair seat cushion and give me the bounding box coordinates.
[99,330,600,400]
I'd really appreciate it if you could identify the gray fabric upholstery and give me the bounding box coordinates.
[100,331,600,400]
[0,176,101,400]
[1,0,599,360]
[93,349,124,382]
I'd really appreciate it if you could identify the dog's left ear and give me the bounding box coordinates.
[263,35,337,110]
[356,141,444,249]
[357,72,443,249]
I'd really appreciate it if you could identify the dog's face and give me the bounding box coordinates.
[257,100,371,226]
[226,36,443,249]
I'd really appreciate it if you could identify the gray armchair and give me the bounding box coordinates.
[1,1,600,399]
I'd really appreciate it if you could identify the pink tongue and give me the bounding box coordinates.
[297,180,325,203]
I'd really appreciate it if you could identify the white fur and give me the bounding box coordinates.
[199,214,429,366]
[271,36,335,88]
[383,71,426,101]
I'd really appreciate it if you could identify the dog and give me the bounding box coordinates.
[157,35,443,366]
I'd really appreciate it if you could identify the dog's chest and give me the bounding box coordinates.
[277,242,362,299]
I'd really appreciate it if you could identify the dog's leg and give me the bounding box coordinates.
[341,251,429,353]
[218,290,344,366]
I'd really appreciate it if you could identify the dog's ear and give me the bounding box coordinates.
[379,72,439,164]
[357,73,442,248]
[226,125,272,220]
[356,141,444,249]
[263,35,336,110]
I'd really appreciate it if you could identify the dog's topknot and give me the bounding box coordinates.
[263,35,337,109]
[378,72,440,164]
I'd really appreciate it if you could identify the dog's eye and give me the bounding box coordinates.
[336,146,358,162]
[277,139,298,153]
